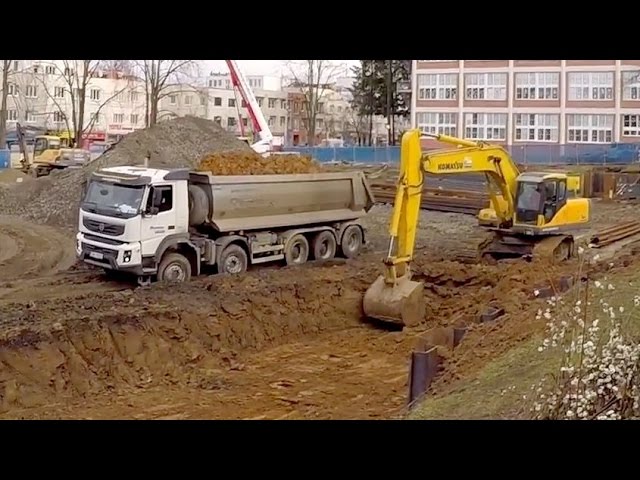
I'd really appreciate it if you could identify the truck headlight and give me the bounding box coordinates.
[123,250,132,263]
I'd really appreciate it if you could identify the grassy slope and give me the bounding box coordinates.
[409,267,640,420]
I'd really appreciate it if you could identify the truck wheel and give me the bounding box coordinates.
[339,225,363,259]
[311,231,337,261]
[285,234,309,266]
[219,244,248,275]
[157,253,191,283]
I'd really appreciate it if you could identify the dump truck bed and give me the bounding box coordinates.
[189,171,376,233]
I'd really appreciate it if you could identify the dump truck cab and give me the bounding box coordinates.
[77,166,191,280]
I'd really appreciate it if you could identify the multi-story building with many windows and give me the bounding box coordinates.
[410,60,640,149]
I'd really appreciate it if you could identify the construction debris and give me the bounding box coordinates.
[589,220,640,248]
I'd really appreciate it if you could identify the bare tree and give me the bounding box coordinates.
[34,60,133,146]
[132,60,200,127]
[0,60,10,148]
[285,61,343,146]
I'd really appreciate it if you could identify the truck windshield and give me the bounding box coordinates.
[82,180,145,218]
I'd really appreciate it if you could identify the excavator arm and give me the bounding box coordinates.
[363,128,523,327]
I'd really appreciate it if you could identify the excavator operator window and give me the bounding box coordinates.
[542,179,566,223]
[34,138,48,157]
[515,182,543,224]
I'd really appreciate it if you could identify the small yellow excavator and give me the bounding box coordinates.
[16,123,91,177]
[362,129,591,328]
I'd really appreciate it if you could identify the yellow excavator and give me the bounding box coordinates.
[362,129,591,328]
[16,123,91,177]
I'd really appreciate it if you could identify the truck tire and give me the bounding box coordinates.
[339,225,363,259]
[285,234,309,266]
[311,231,337,261]
[219,244,248,275]
[157,252,191,283]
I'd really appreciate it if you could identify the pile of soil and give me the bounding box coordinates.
[0,169,27,185]
[0,116,251,230]
[197,152,322,175]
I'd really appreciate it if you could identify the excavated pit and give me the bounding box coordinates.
[0,253,574,418]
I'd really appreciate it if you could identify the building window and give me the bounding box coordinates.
[53,111,65,123]
[416,112,457,136]
[214,97,222,106]
[242,118,248,127]
[567,114,613,143]
[268,98,277,108]
[622,114,640,137]
[281,99,287,109]
[130,114,138,125]
[184,96,192,105]
[464,113,507,140]
[25,111,37,122]
[91,113,101,125]
[514,114,559,142]
[228,98,236,108]
[417,73,457,100]
[8,84,17,95]
[228,117,236,127]
[113,113,124,124]
[53,86,64,98]
[268,116,276,126]
[622,71,640,101]
[465,73,507,100]
[241,99,247,108]
[130,91,139,103]
[45,65,55,75]
[280,116,286,127]
[90,89,100,101]
[515,72,559,100]
[7,110,17,121]
[169,95,177,105]
[25,85,37,98]
[213,116,222,125]
[568,72,613,101]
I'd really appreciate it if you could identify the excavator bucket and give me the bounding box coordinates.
[363,274,426,327]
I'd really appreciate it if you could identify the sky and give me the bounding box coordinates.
[203,60,358,77]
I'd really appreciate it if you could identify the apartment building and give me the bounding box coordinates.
[411,60,640,148]
[2,60,146,144]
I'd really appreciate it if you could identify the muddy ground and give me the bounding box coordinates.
[0,198,639,419]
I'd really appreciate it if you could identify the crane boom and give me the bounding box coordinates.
[225,60,273,153]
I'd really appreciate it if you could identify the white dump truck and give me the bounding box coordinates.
[76,166,375,285]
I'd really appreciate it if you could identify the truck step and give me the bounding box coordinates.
[251,244,284,254]
[251,254,284,264]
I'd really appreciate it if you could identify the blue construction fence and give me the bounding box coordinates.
[284,143,640,166]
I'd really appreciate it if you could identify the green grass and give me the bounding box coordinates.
[408,268,640,420]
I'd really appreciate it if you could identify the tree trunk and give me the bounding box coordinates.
[0,60,9,149]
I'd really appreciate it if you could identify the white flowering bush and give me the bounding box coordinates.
[528,275,640,420]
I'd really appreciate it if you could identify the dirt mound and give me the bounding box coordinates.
[197,152,322,175]
[0,263,369,412]
[0,169,27,185]
[0,117,251,230]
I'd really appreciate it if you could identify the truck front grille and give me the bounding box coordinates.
[83,217,124,236]
[82,242,117,257]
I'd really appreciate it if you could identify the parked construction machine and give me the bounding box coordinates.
[16,123,91,177]
[363,129,591,328]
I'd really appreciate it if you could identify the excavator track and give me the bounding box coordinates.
[531,235,574,264]
[478,231,573,264]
